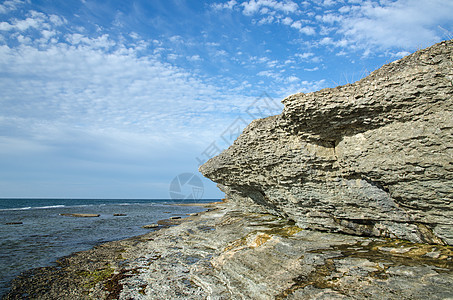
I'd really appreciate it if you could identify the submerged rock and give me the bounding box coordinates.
[60,213,100,218]
[200,40,453,245]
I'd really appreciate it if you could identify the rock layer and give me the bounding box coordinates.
[200,40,453,245]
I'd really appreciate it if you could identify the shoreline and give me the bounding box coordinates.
[4,200,453,299]
[2,201,217,299]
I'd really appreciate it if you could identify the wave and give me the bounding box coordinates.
[0,205,66,211]
[0,202,146,211]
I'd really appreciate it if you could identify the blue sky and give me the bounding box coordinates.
[0,0,452,199]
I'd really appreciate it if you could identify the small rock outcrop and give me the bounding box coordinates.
[142,224,159,229]
[60,213,100,218]
[200,40,453,245]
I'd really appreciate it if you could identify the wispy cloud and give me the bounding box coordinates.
[240,0,299,15]
[0,0,27,14]
[325,0,453,52]
[213,0,453,55]
[0,7,265,197]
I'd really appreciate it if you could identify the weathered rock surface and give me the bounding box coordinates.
[5,202,452,299]
[200,40,453,245]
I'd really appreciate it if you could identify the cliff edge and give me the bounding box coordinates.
[200,40,453,245]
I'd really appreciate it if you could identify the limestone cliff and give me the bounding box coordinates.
[200,40,453,245]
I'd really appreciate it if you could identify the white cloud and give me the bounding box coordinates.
[212,0,237,10]
[129,32,140,39]
[0,22,12,30]
[290,20,315,35]
[0,0,27,14]
[290,20,302,29]
[322,0,337,6]
[266,59,278,68]
[0,15,45,31]
[241,0,299,16]
[16,34,31,44]
[167,53,180,60]
[338,6,351,13]
[391,50,410,58]
[317,13,343,24]
[215,49,228,56]
[206,42,220,47]
[257,70,273,76]
[66,33,116,49]
[169,35,183,43]
[295,52,321,63]
[187,54,202,61]
[319,36,333,45]
[258,15,274,25]
[49,14,66,26]
[295,52,314,59]
[337,0,453,50]
[241,1,262,15]
[0,9,66,44]
[299,26,316,35]
[257,69,284,82]
[281,16,293,25]
[275,78,327,99]
[214,1,310,35]
[300,79,326,92]
[286,75,299,83]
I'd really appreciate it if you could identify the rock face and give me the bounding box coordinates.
[200,40,453,245]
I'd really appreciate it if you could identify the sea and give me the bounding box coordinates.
[0,198,216,297]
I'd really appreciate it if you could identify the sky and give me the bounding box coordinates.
[0,0,452,199]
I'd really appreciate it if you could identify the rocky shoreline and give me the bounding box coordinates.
[4,200,452,299]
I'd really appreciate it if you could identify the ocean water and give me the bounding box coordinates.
[0,198,216,296]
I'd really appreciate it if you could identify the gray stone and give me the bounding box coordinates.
[5,222,23,225]
[142,224,159,229]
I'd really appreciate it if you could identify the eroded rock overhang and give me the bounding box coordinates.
[200,39,453,245]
